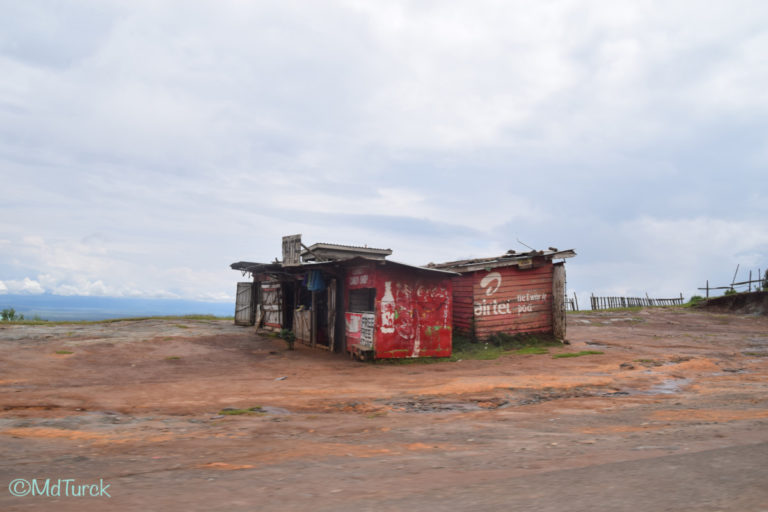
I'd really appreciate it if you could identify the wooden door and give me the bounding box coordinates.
[262,283,283,329]
[327,279,336,352]
[234,282,255,326]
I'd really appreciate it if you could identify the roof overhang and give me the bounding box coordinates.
[304,256,460,277]
[231,257,458,278]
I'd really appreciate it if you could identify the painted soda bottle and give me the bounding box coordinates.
[380,281,395,333]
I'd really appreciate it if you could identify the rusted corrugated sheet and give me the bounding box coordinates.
[452,264,555,339]
[345,262,453,358]
[451,276,474,334]
[474,264,554,338]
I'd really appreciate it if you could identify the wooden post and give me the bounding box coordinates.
[311,290,317,347]
[573,292,579,312]
[552,265,566,340]
[706,280,709,298]
[749,270,752,292]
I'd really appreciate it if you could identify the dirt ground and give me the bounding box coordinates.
[1,309,767,511]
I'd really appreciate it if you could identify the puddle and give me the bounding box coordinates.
[385,397,510,413]
[259,406,291,415]
[642,378,690,395]
[387,401,483,413]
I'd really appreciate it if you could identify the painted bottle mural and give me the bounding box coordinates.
[380,281,395,333]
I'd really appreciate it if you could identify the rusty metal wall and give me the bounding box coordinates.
[451,276,474,335]
[344,263,453,359]
[452,264,555,339]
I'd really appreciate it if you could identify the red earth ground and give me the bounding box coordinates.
[1,307,767,511]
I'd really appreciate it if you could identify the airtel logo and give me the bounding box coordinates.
[480,272,502,296]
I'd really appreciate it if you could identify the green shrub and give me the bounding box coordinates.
[1,308,24,322]
[278,328,296,350]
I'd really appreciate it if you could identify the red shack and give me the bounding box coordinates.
[339,258,455,360]
[429,249,575,341]
[231,237,456,360]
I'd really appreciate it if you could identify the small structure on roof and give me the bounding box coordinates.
[231,235,455,360]
[429,248,576,341]
[301,242,392,262]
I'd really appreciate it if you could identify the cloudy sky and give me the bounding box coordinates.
[1,0,767,305]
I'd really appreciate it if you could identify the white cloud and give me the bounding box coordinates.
[0,277,45,295]
[565,216,768,301]
[0,1,767,305]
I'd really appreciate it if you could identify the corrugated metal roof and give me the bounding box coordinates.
[306,242,391,251]
[427,249,576,272]
[230,261,283,273]
[302,242,392,254]
[230,257,458,276]
[299,256,459,276]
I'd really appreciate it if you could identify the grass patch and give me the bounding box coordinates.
[553,350,604,359]
[219,406,263,416]
[366,411,388,418]
[374,356,451,365]
[165,356,181,360]
[450,333,562,361]
[174,324,189,329]
[55,350,73,355]
[513,346,549,355]
[371,333,560,364]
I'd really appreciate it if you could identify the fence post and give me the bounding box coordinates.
[749,270,752,292]
[706,280,709,298]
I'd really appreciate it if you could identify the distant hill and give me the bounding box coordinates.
[0,294,234,321]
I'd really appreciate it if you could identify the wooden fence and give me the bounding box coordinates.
[565,293,579,311]
[698,274,766,297]
[590,294,684,310]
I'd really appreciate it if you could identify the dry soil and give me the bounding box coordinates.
[1,309,767,511]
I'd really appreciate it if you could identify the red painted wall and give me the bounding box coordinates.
[452,263,554,339]
[345,263,453,358]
